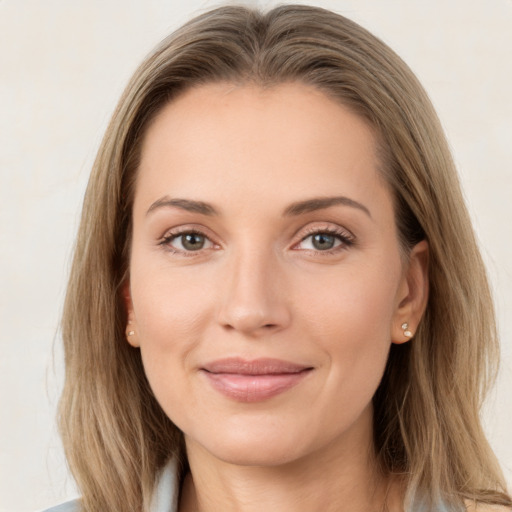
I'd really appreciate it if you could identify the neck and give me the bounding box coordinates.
[179,406,402,512]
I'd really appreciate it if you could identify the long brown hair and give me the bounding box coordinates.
[59,5,511,511]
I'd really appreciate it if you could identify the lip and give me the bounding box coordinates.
[200,358,313,402]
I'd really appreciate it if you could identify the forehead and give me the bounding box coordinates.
[135,82,391,219]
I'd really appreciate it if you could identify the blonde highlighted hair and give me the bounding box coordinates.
[59,4,511,511]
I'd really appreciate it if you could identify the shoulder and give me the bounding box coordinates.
[465,502,512,512]
[39,499,80,512]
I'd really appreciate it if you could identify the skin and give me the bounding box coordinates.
[125,82,429,512]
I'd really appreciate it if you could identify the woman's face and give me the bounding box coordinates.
[126,82,427,467]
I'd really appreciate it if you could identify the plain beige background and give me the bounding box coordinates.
[1,1,511,511]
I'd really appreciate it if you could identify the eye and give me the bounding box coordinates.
[295,228,354,253]
[302,233,340,251]
[299,233,341,251]
[161,230,215,253]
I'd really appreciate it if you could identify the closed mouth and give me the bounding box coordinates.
[200,357,313,402]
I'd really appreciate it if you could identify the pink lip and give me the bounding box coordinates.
[201,358,313,402]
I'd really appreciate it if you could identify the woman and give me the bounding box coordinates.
[45,4,511,512]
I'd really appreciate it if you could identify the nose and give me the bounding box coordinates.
[216,246,291,337]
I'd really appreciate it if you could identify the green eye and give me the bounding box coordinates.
[180,233,206,251]
[298,232,344,251]
[311,233,337,250]
[164,231,214,252]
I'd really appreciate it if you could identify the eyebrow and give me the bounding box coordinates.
[146,195,371,218]
[146,197,219,216]
[283,196,371,218]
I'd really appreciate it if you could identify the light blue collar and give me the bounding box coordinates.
[150,458,180,512]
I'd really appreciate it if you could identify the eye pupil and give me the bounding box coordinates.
[312,233,335,250]
[182,233,205,251]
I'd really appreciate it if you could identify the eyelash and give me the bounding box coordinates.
[158,226,355,257]
[295,226,355,255]
[159,228,215,257]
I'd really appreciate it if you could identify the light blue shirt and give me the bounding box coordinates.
[41,458,459,512]
[40,458,179,512]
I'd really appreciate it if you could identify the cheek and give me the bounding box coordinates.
[128,260,216,404]
[296,258,399,341]
[133,289,210,429]
[294,260,400,394]
[131,256,215,343]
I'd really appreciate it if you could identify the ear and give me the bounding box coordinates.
[122,280,140,348]
[391,240,429,344]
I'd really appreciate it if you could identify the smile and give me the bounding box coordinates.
[200,358,314,402]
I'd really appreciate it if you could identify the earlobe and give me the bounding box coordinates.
[126,323,139,347]
[391,240,429,344]
[122,281,140,348]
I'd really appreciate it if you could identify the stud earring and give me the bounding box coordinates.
[127,330,135,337]
[401,322,413,338]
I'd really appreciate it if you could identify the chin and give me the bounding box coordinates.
[207,443,304,468]
[187,423,313,468]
